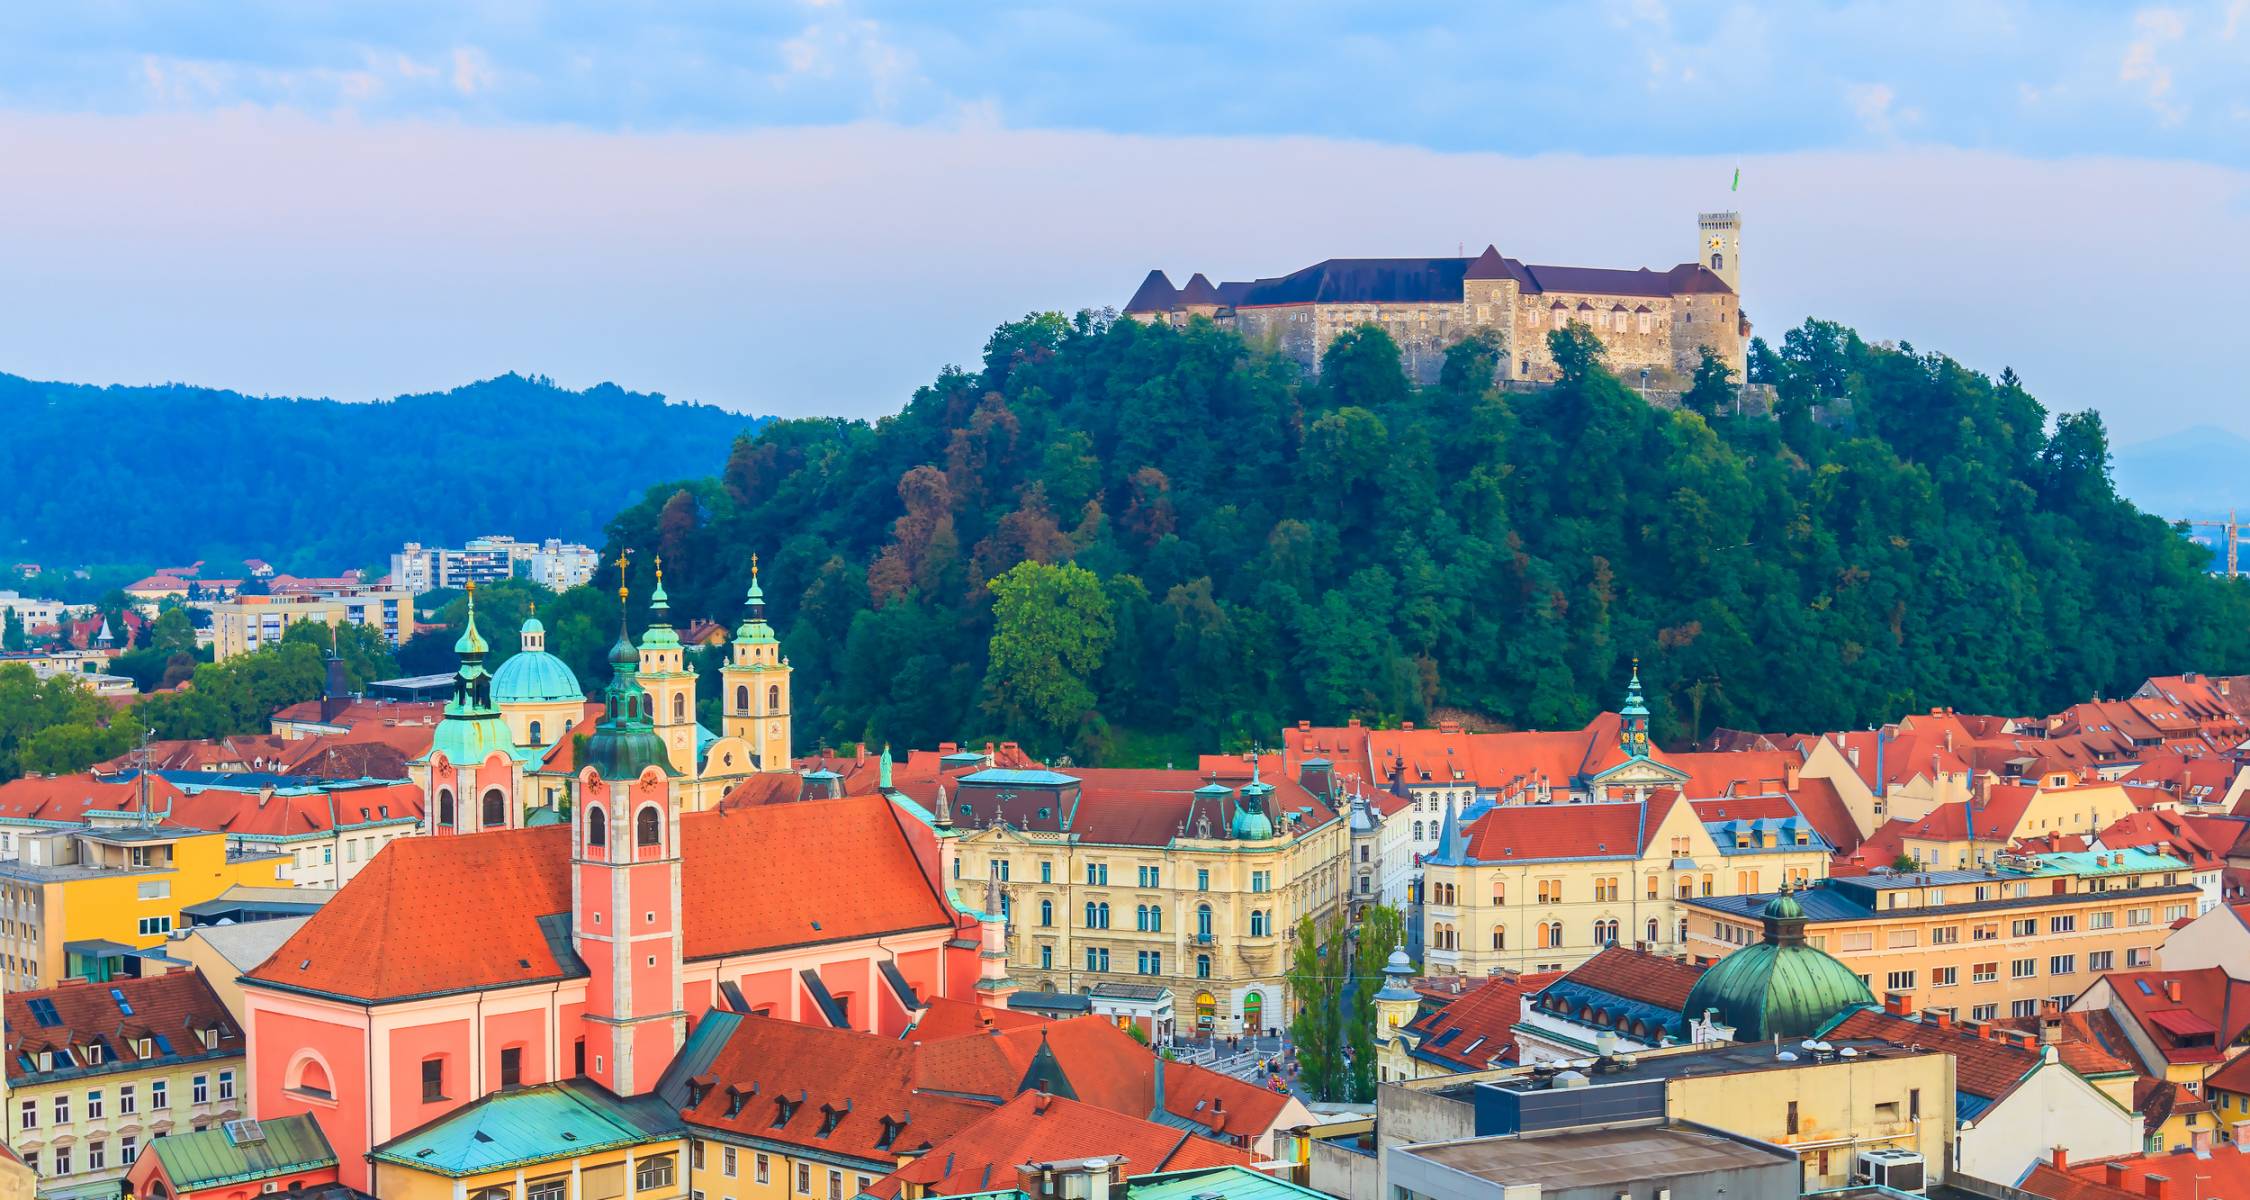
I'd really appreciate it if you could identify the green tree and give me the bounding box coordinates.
[980,561,1115,755]
[1547,322,1607,383]
[1285,913,1346,1102]
[1682,346,1738,419]
[2,608,22,651]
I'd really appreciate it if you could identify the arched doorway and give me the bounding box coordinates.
[1195,992,1217,1034]
[1241,992,1264,1037]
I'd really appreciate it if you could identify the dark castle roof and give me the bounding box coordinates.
[1123,270,1180,314]
[1129,247,1731,312]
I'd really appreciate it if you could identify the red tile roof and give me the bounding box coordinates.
[914,1016,1293,1141]
[246,795,955,1003]
[682,1015,995,1161]
[2101,968,2250,1066]
[1402,972,1557,1071]
[905,996,1048,1041]
[5,970,241,1086]
[1821,1007,2038,1102]
[1461,800,1653,861]
[1546,946,1705,1011]
[1991,1010,2138,1078]
[2042,1145,2250,1199]
[881,1091,1250,1197]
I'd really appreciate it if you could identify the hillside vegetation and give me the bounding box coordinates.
[583,314,2250,761]
[0,372,766,570]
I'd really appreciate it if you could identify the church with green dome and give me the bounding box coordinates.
[1682,889,1874,1043]
[412,554,799,838]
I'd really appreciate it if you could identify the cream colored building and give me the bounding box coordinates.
[1686,852,2198,1023]
[927,762,1348,1037]
[208,588,413,660]
[0,970,246,1200]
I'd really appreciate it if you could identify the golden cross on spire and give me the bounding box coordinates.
[751,552,760,580]
[613,548,633,602]
[654,553,664,584]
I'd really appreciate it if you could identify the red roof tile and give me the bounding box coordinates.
[882,1091,1250,1196]
[1461,800,1651,861]
[682,1016,994,1161]
[1544,946,1705,1011]
[247,795,954,1003]
[1821,1007,2038,1101]
[1402,972,1557,1071]
[2026,1145,2250,1200]
[2102,968,2250,1066]
[5,971,240,1086]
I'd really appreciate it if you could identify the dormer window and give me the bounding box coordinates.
[771,1095,801,1128]
[816,1101,850,1138]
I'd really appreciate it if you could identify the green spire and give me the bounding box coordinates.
[878,744,893,790]
[639,554,682,652]
[586,550,675,780]
[453,582,489,656]
[735,553,776,644]
[1619,658,1651,759]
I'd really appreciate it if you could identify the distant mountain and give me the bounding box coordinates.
[0,372,768,572]
[2111,424,2250,521]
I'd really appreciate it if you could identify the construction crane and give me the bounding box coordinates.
[2189,509,2245,577]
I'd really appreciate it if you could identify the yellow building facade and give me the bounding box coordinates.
[0,822,287,989]
[937,765,1348,1037]
[365,1083,684,1200]
[208,590,414,660]
[1685,854,2198,1024]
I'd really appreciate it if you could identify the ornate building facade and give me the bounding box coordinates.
[1124,212,1747,386]
[413,562,796,835]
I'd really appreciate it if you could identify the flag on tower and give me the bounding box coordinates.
[1731,165,1741,192]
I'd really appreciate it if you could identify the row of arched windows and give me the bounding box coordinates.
[731,684,783,712]
[583,804,662,848]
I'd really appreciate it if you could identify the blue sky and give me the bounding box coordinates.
[2,2,2249,445]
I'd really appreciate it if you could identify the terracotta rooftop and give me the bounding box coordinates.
[879,1091,1249,1198]
[5,970,240,1086]
[245,795,954,1003]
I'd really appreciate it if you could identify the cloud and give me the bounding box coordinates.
[2120,7,2188,124]
[1,111,2246,445]
[450,47,494,97]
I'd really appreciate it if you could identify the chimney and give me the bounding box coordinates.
[1401,721,1415,731]
[1784,760,1801,790]
[2141,1174,2171,1200]
[2192,1127,2214,1157]
[855,742,866,765]
[1883,991,1914,1017]
[1932,1009,1954,1030]
[2106,1163,2131,1188]
[2051,1148,2068,1173]
[2165,979,2183,1003]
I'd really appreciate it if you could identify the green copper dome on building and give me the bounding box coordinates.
[425,584,513,765]
[1231,763,1275,841]
[1682,889,1872,1043]
[491,613,584,705]
[585,566,675,781]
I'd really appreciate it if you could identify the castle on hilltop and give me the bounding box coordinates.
[1125,211,1747,387]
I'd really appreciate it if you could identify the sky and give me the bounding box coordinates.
[2,2,2248,443]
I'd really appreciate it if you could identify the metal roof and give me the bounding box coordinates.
[368,1081,680,1176]
[147,1114,336,1191]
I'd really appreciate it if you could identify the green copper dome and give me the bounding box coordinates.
[1682,890,1872,1043]
[491,648,583,705]
[1231,766,1275,841]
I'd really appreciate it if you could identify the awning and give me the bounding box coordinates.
[2149,1009,2219,1038]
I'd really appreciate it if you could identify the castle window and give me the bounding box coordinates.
[735,684,749,712]
[1551,308,1566,330]
[1639,311,1653,334]
[482,789,506,829]
[586,805,606,847]
[636,806,662,847]
[437,789,455,829]
[1711,252,1724,271]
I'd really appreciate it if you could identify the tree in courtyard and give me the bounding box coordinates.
[1682,346,1738,419]
[1286,912,1351,1102]
[1344,904,1409,1101]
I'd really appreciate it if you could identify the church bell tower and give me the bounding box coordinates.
[1697,211,1741,295]
[721,556,793,772]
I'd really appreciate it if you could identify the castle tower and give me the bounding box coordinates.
[1373,942,1421,1043]
[721,555,793,772]
[1697,211,1742,295]
[636,557,700,775]
[576,554,685,1096]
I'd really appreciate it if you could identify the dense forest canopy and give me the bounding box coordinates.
[0,372,767,570]
[576,313,2246,762]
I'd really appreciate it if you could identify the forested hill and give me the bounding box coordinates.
[600,313,2250,762]
[0,372,767,570]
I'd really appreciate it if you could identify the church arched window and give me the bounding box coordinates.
[767,684,781,710]
[735,684,749,712]
[586,805,606,847]
[528,720,543,746]
[672,694,686,722]
[482,789,506,829]
[636,806,662,847]
[437,789,455,829]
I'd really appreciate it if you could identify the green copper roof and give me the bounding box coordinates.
[453,589,490,656]
[368,1081,678,1177]
[1682,897,1871,1042]
[146,1114,336,1191]
[736,556,776,643]
[490,649,584,705]
[426,711,516,765]
[639,570,682,651]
